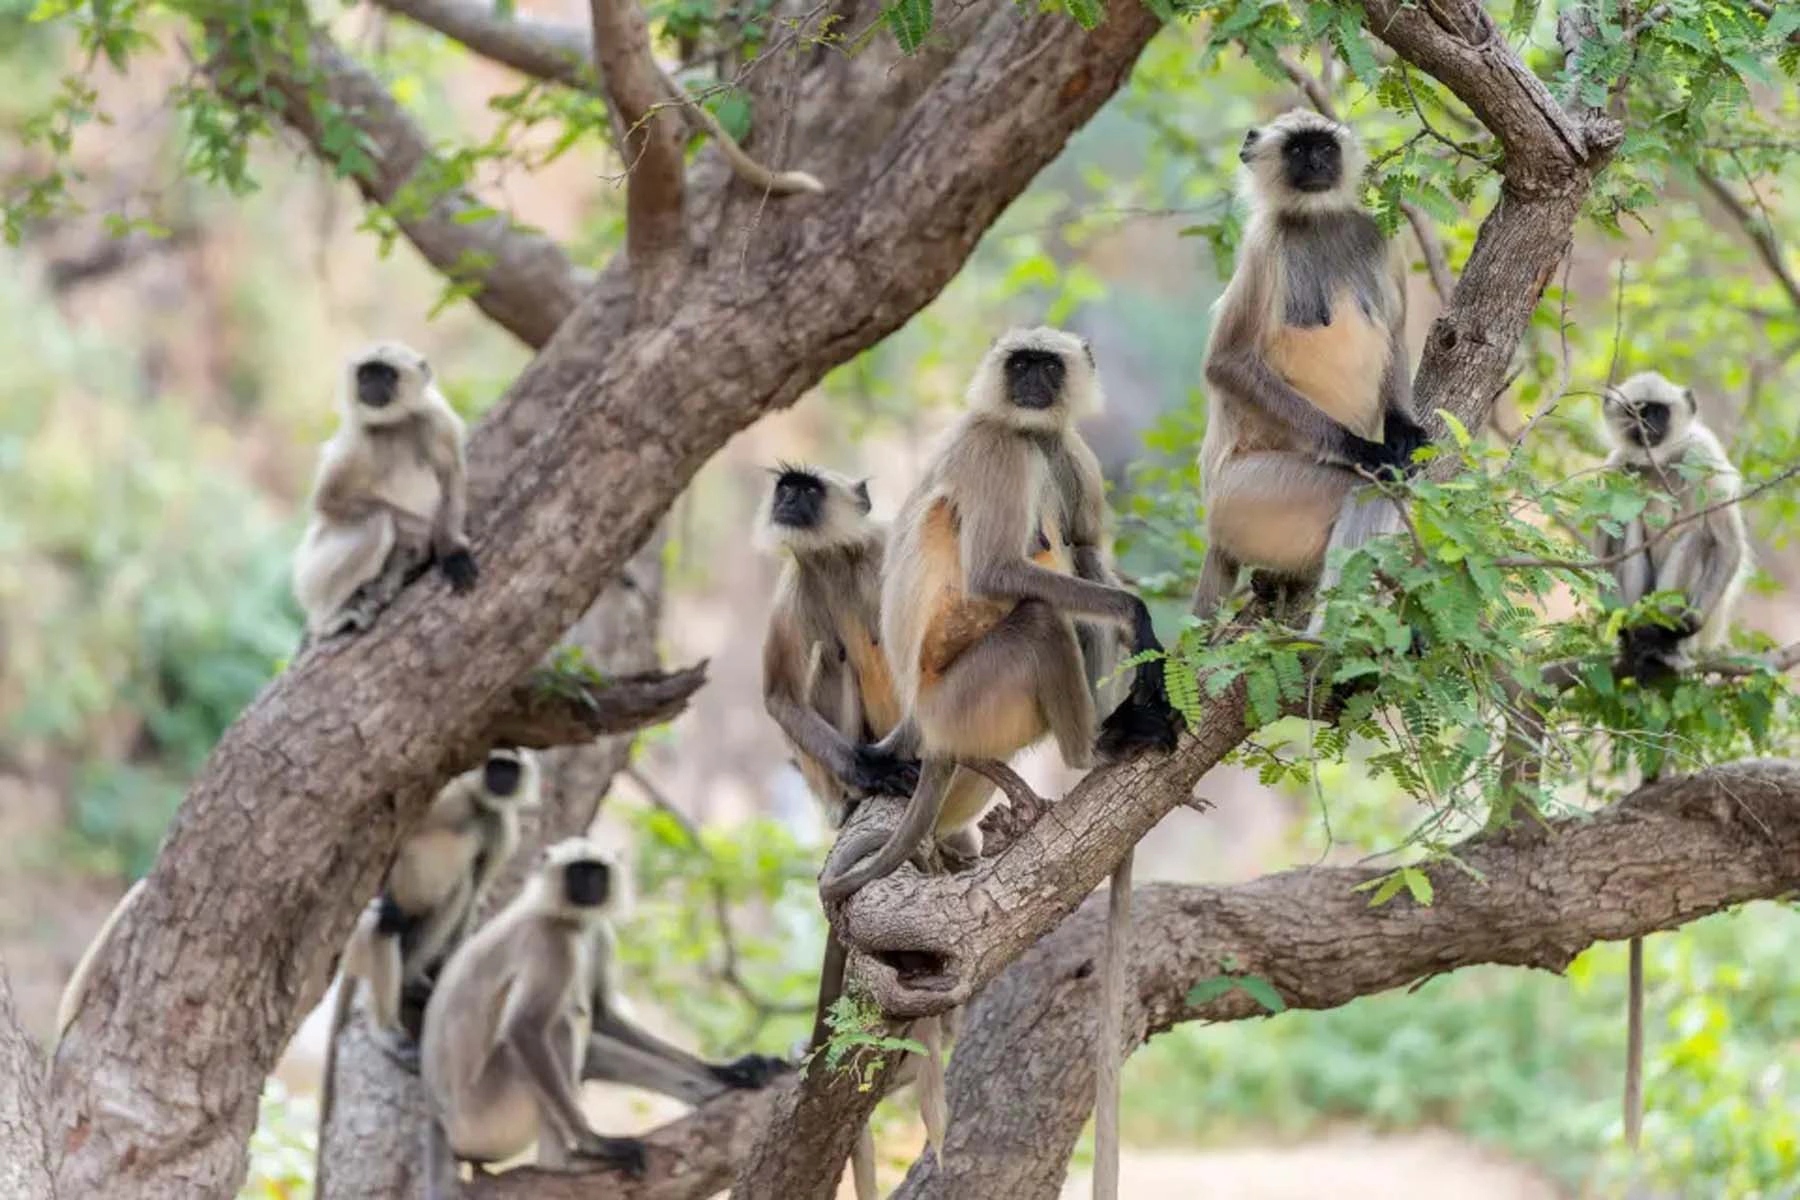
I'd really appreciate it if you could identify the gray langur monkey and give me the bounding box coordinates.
[816,327,1178,1192]
[1597,371,1749,682]
[420,838,785,1198]
[819,326,1178,900]
[756,465,937,1196]
[1191,110,1428,633]
[292,341,478,640]
[313,750,537,1198]
[1596,371,1748,1155]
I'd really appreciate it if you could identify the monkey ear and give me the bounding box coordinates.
[1080,337,1095,368]
[1238,128,1260,164]
[853,479,872,513]
[1683,387,1697,414]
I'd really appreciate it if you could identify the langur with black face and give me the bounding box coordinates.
[313,750,537,1197]
[1193,110,1429,631]
[419,838,785,1198]
[818,327,1179,1190]
[1596,370,1748,1155]
[292,341,478,640]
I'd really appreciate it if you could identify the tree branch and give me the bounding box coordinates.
[212,27,588,347]
[487,661,707,750]
[370,0,823,195]
[0,963,55,1200]
[589,0,687,283]
[890,760,1800,1199]
[1694,163,1800,314]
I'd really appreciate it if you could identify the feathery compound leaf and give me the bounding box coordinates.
[1064,0,1105,31]
[883,0,932,54]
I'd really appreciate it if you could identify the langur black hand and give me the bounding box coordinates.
[1383,411,1429,474]
[439,548,479,593]
[847,743,921,798]
[575,1134,647,1178]
[713,1053,791,1089]
[1340,429,1406,479]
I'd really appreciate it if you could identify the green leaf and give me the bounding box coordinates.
[1064,0,1105,30]
[1434,408,1472,450]
[1401,866,1434,906]
[883,0,932,53]
[1185,976,1238,1006]
[1236,975,1287,1014]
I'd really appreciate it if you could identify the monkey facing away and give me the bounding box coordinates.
[1595,371,1748,1155]
[292,341,478,640]
[1596,371,1749,682]
[818,327,1179,903]
[1192,110,1428,630]
[420,838,784,1197]
[758,464,922,825]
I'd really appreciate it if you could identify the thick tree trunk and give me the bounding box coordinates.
[1,964,56,1200]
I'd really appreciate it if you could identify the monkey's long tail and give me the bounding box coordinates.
[312,977,356,1200]
[917,1015,948,1162]
[1624,935,1644,1152]
[1093,849,1132,1200]
[851,1124,879,1200]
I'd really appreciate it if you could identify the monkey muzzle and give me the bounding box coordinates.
[1005,350,1065,410]
[484,754,523,796]
[355,361,400,409]
[772,483,824,528]
[564,860,612,908]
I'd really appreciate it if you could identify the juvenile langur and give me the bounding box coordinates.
[292,341,478,640]
[820,327,1178,902]
[1596,372,1748,682]
[420,839,783,1198]
[1192,111,1428,632]
[1596,371,1748,1154]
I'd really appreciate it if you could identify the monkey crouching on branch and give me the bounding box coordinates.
[420,838,785,1197]
[818,326,1179,904]
[292,340,478,640]
[1595,370,1749,1157]
[1597,371,1749,682]
[1192,110,1427,632]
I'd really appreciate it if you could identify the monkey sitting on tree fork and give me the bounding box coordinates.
[1191,109,1429,630]
[292,340,478,641]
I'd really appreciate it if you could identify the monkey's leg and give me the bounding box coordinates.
[580,1036,726,1105]
[365,930,404,1036]
[819,759,956,902]
[922,600,1093,769]
[1190,545,1242,620]
[1303,485,1408,638]
[810,933,849,1051]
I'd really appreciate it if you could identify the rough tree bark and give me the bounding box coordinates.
[1,962,56,1200]
[44,2,1173,1195]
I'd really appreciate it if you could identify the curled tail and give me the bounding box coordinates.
[916,1015,948,1163]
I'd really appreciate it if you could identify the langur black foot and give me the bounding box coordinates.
[439,548,479,593]
[1095,689,1181,763]
[847,744,921,798]
[574,1135,647,1178]
[713,1053,791,1089]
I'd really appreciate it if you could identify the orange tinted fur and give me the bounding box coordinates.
[1264,289,1391,441]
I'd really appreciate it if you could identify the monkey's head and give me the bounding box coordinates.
[970,326,1101,433]
[479,748,539,809]
[537,837,627,921]
[345,340,435,427]
[1239,109,1365,215]
[1604,371,1698,456]
[755,464,878,555]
